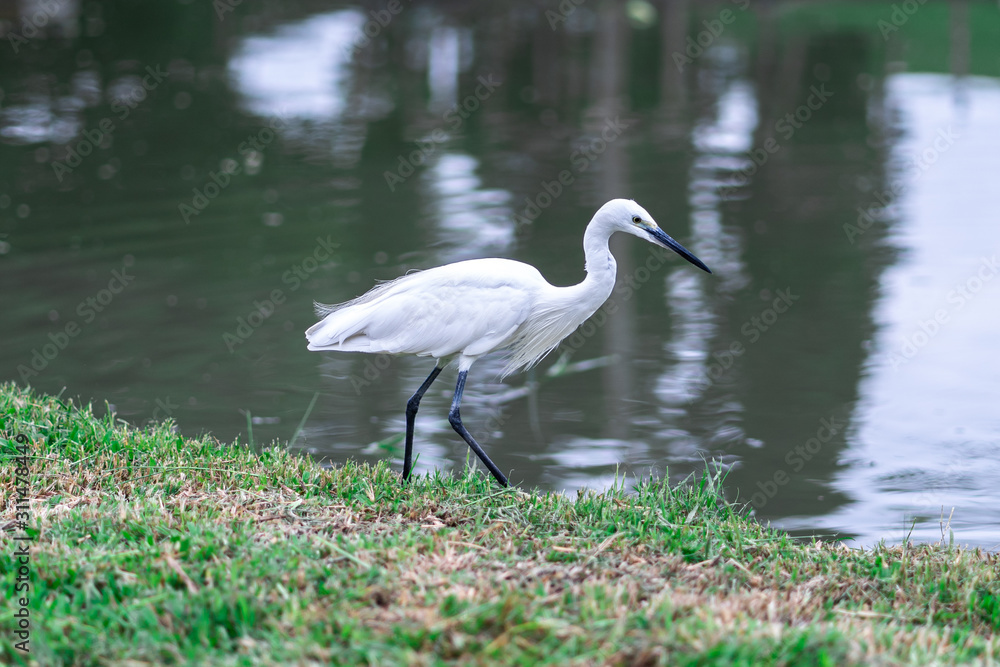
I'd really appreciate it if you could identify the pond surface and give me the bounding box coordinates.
[2,1,999,547]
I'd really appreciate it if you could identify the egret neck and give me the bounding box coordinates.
[566,209,622,318]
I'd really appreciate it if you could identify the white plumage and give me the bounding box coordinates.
[306,199,711,487]
[307,258,540,374]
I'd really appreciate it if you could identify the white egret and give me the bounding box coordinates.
[305,199,711,487]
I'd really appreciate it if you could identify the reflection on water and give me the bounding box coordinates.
[821,74,1000,546]
[424,153,516,260]
[229,10,363,121]
[2,0,999,548]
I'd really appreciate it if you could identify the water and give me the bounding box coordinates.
[2,0,998,548]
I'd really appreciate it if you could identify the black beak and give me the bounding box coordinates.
[648,227,712,274]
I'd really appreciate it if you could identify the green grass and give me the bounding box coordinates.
[0,383,997,666]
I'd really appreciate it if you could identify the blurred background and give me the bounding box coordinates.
[2,0,999,547]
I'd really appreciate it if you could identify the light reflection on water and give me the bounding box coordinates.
[818,74,1000,547]
[228,10,364,121]
[424,153,516,261]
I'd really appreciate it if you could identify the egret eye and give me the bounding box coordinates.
[632,215,641,224]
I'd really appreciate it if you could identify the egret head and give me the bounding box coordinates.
[599,199,712,274]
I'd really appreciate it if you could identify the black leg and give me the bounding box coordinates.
[448,370,510,487]
[402,365,442,484]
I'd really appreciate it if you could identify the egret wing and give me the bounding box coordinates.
[306,258,544,360]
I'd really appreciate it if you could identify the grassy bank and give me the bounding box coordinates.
[0,383,997,666]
